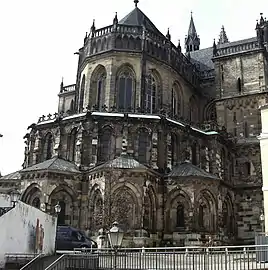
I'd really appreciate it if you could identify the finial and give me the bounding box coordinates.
[134,0,139,7]
[113,12,118,25]
[191,11,193,16]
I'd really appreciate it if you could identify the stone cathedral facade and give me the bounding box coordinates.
[1,2,268,246]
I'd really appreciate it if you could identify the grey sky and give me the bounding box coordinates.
[0,0,265,175]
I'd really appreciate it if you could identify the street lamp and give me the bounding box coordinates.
[10,189,21,207]
[108,221,124,250]
[54,202,61,215]
[260,213,265,233]
[108,221,124,270]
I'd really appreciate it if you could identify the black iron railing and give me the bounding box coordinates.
[0,206,12,217]
[45,245,268,270]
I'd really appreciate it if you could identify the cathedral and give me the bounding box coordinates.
[1,1,268,246]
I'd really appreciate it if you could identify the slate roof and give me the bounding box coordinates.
[119,7,162,35]
[190,47,214,71]
[0,171,21,180]
[21,157,81,174]
[168,161,218,179]
[91,153,147,171]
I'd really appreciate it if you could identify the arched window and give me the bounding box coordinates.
[244,121,249,138]
[189,96,198,123]
[43,133,53,160]
[68,129,77,162]
[171,134,178,165]
[96,73,106,110]
[172,84,182,117]
[79,75,86,112]
[57,201,66,225]
[198,204,205,228]
[117,70,133,111]
[176,204,185,227]
[98,128,112,162]
[32,197,40,209]
[191,143,197,165]
[145,74,157,113]
[138,129,149,164]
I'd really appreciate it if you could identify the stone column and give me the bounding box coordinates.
[75,124,84,167]
[166,133,172,170]
[90,125,98,166]
[53,127,61,157]
[259,104,268,232]
[151,130,158,169]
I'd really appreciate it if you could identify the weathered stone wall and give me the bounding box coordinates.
[0,201,57,267]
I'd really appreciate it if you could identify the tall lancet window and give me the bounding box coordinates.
[145,74,157,113]
[97,73,106,110]
[79,75,86,112]
[68,128,77,162]
[118,70,133,111]
[43,133,53,160]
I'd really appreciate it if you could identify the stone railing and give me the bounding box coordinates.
[37,113,59,123]
[216,40,260,57]
[82,24,200,88]
[60,84,76,94]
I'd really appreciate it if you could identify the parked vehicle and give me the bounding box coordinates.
[56,225,97,250]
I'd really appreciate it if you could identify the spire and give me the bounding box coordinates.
[166,28,171,40]
[134,0,139,8]
[218,25,229,44]
[188,11,197,37]
[213,39,217,56]
[177,40,181,52]
[185,11,200,52]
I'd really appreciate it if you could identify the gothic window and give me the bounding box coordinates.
[221,149,226,179]
[244,121,249,138]
[69,99,74,113]
[198,204,205,228]
[96,73,106,110]
[237,77,242,93]
[32,197,40,209]
[138,129,149,164]
[191,143,197,165]
[189,96,198,123]
[117,70,133,111]
[79,75,86,112]
[98,128,112,162]
[43,133,53,160]
[68,129,77,162]
[57,201,66,225]
[171,134,178,165]
[176,204,185,228]
[221,65,224,82]
[244,162,251,176]
[172,84,182,117]
[145,74,157,113]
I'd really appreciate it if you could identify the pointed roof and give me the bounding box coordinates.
[168,161,218,179]
[0,171,21,180]
[218,25,229,44]
[21,157,81,174]
[119,6,161,35]
[91,153,147,171]
[188,12,197,38]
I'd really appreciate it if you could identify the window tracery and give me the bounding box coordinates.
[117,69,134,111]
[145,74,157,113]
[98,128,112,162]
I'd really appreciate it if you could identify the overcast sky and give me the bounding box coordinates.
[0,0,265,175]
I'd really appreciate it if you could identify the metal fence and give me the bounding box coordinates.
[41,245,268,270]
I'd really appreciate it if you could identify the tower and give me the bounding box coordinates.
[185,12,200,52]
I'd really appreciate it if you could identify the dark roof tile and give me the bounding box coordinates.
[168,161,218,179]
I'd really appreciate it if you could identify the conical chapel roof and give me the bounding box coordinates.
[119,6,162,35]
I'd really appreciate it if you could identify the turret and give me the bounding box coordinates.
[218,26,229,45]
[185,12,200,52]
